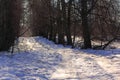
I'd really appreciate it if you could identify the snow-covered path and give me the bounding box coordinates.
[51,49,120,80]
[0,37,120,80]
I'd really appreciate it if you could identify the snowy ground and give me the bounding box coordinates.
[0,37,120,80]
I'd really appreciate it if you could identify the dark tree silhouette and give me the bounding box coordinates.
[0,0,22,51]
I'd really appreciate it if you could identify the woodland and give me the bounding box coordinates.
[0,0,120,52]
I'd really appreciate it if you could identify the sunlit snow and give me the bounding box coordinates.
[0,37,119,80]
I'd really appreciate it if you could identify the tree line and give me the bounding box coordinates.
[0,0,120,52]
[29,0,120,49]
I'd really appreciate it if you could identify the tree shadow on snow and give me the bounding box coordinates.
[80,49,120,57]
[0,51,63,80]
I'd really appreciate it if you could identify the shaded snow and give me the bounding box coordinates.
[0,37,120,80]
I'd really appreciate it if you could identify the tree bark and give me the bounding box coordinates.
[66,0,73,45]
[81,0,92,49]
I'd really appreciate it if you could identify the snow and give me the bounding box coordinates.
[0,36,120,80]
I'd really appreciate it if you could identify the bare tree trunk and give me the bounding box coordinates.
[57,0,65,44]
[66,0,73,45]
[81,0,92,49]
